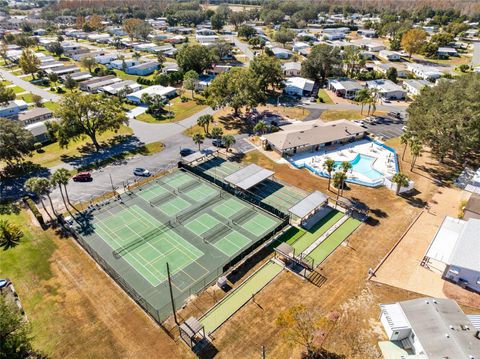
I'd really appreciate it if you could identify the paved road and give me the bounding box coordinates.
[0,68,60,102]
[128,106,215,144]
[227,35,255,61]
[364,117,405,140]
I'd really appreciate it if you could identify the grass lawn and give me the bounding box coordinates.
[317,89,334,104]
[1,80,11,86]
[29,126,134,168]
[16,92,35,103]
[135,96,207,124]
[10,85,25,94]
[20,74,34,81]
[43,101,60,112]
[113,69,140,82]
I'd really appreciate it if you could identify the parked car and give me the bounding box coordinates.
[72,172,92,182]
[133,168,151,177]
[180,148,195,157]
[212,139,225,148]
[388,111,402,119]
[353,120,367,128]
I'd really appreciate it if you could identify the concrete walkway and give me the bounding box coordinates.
[0,68,60,102]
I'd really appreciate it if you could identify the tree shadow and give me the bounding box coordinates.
[60,135,146,169]
[401,188,427,208]
[0,162,51,200]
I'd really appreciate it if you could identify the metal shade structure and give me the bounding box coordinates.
[224,164,274,191]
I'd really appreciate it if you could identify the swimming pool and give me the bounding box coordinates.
[335,154,384,181]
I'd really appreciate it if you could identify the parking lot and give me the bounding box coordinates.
[363,116,405,140]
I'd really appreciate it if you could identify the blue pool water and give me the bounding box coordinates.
[335,154,384,181]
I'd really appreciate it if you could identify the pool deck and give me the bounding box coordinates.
[289,139,397,185]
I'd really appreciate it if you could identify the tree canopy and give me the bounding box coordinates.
[176,44,216,74]
[301,44,342,82]
[406,73,480,163]
[401,28,428,57]
[123,18,152,41]
[206,67,264,116]
[55,93,128,151]
[250,54,285,94]
[0,83,15,105]
[0,118,34,166]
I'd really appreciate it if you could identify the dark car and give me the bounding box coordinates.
[72,172,92,182]
[212,139,225,148]
[180,148,195,157]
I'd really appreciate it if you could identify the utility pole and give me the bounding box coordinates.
[166,262,178,325]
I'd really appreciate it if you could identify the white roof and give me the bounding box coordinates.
[425,216,465,263]
[426,216,480,272]
[288,191,329,218]
[380,303,410,330]
[127,85,176,99]
[224,164,274,190]
[366,79,404,93]
[285,77,314,91]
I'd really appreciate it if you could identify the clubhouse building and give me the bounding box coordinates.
[261,119,366,156]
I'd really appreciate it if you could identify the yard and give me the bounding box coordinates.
[317,89,334,104]
[16,92,35,103]
[28,126,134,168]
[0,205,190,359]
[135,96,207,124]
[320,109,387,121]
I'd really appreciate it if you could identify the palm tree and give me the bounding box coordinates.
[0,219,23,250]
[322,158,336,191]
[52,169,77,213]
[222,135,236,152]
[211,126,223,140]
[132,52,141,62]
[400,132,410,161]
[253,121,268,135]
[355,89,369,115]
[197,114,213,135]
[340,161,352,174]
[192,133,204,151]
[391,172,409,195]
[37,177,57,218]
[409,140,422,171]
[366,88,379,116]
[25,177,54,221]
[333,171,347,204]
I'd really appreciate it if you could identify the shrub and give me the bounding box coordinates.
[23,197,45,227]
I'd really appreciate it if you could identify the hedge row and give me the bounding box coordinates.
[23,197,45,227]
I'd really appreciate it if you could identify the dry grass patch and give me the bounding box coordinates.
[320,110,388,121]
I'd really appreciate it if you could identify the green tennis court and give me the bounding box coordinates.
[95,205,203,286]
[156,197,191,217]
[212,198,249,219]
[185,213,221,236]
[305,217,361,264]
[200,260,283,334]
[184,183,218,202]
[71,169,286,323]
[213,231,251,257]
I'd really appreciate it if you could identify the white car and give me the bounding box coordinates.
[133,168,151,177]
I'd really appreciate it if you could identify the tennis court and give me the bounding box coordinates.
[71,169,286,323]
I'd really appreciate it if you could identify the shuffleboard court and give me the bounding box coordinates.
[200,260,283,334]
[305,217,361,265]
[289,210,344,254]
